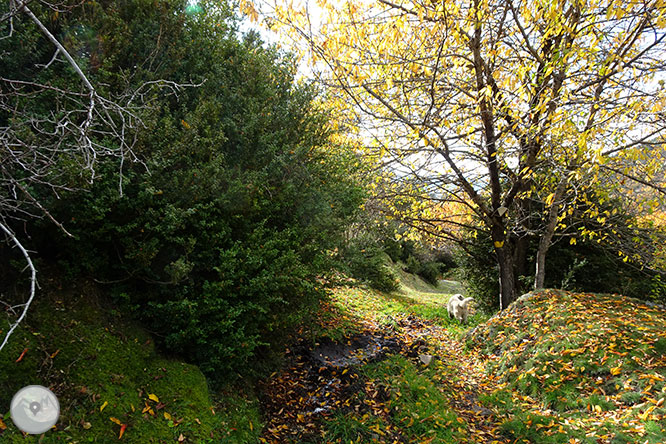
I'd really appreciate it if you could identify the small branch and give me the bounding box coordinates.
[18,3,95,93]
[0,221,37,353]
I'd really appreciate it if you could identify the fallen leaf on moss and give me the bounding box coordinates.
[15,348,28,362]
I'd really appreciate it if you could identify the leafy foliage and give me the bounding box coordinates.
[259,0,666,308]
[338,233,400,292]
[22,0,364,381]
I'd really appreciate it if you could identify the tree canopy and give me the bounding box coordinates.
[256,0,666,307]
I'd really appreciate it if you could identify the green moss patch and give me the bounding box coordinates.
[0,283,261,443]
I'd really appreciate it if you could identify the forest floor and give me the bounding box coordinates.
[1,274,664,443]
[258,279,666,444]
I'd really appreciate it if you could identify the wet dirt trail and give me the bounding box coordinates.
[258,309,508,444]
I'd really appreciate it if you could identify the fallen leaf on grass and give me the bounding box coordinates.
[148,393,160,403]
[119,423,127,439]
[15,348,28,362]
[100,401,109,412]
[141,402,154,416]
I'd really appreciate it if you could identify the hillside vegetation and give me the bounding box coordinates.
[0,281,261,443]
[260,284,666,443]
[468,289,666,443]
[1,271,664,443]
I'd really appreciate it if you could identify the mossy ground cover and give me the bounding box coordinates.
[264,284,666,443]
[468,289,666,443]
[0,282,261,443]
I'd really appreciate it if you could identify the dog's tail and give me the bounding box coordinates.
[461,297,474,305]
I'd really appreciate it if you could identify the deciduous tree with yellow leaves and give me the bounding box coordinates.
[251,0,666,308]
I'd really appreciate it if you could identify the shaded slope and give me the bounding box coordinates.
[0,281,261,443]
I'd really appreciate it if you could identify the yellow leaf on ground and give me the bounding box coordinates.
[148,393,160,403]
[110,417,122,425]
[100,401,108,412]
[164,412,172,421]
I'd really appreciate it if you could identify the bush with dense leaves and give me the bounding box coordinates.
[21,0,364,381]
[339,233,400,292]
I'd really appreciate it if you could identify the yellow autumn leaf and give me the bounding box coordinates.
[545,192,555,206]
[610,366,622,375]
[164,412,172,421]
[110,417,122,425]
[148,393,160,403]
[100,401,108,412]
[494,241,504,248]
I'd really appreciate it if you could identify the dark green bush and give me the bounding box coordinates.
[417,262,441,285]
[339,234,400,292]
[21,0,364,382]
[405,255,421,275]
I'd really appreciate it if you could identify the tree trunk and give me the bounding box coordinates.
[534,175,569,289]
[534,236,551,290]
[493,223,517,310]
[514,235,528,290]
[497,245,517,310]
[513,196,531,286]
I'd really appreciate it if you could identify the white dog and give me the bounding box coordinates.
[447,294,474,323]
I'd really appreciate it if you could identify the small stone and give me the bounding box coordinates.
[419,354,433,365]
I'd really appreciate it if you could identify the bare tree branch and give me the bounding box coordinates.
[0,220,36,352]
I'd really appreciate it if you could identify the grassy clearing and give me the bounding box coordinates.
[259,278,494,443]
[315,280,484,340]
[0,283,261,443]
[468,289,666,443]
[302,284,666,443]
